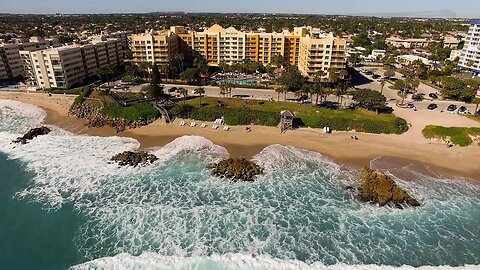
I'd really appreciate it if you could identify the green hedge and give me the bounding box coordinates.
[298,113,408,134]
[102,103,160,122]
[73,87,92,105]
[171,104,280,126]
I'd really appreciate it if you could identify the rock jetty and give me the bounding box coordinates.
[111,151,158,167]
[211,158,264,182]
[69,103,155,132]
[357,167,420,208]
[13,126,51,144]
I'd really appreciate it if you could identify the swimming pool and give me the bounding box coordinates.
[0,85,23,90]
[216,78,257,85]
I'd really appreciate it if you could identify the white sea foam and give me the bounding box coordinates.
[70,253,478,270]
[0,99,46,133]
[2,101,480,268]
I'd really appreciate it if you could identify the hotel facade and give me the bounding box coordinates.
[131,25,347,78]
[458,22,480,73]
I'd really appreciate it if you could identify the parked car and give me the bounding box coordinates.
[428,93,438,99]
[412,93,424,101]
[372,74,381,79]
[168,87,177,93]
[427,103,438,110]
[406,103,415,109]
[458,106,468,114]
[447,104,457,111]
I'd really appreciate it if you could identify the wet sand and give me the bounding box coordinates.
[2,91,480,182]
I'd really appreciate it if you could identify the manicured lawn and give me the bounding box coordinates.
[178,97,409,134]
[102,103,160,122]
[422,125,480,146]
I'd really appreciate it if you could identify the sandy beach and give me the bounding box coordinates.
[2,91,480,181]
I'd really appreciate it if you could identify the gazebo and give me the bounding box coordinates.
[280,110,294,133]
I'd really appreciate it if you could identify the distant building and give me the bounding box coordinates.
[458,22,480,73]
[396,55,431,66]
[450,49,462,61]
[386,35,429,49]
[130,24,347,79]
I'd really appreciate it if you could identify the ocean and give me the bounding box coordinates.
[0,99,479,270]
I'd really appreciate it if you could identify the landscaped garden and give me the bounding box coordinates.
[172,97,409,134]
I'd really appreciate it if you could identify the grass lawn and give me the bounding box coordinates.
[422,125,480,146]
[102,103,160,122]
[177,97,409,134]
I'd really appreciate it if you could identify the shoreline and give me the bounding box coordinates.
[1,92,480,182]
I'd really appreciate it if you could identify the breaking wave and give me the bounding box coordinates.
[1,100,480,268]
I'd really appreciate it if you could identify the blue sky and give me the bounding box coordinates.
[2,0,479,18]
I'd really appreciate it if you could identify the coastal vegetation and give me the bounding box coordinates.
[211,158,264,182]
[102,103,160,122]
[422,125,480,147]
[73,86,92,105]
[173,97,409,134]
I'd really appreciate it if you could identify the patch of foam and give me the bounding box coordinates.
[70,253,479,270]
[0,99,46,133]
[151,135,229,164]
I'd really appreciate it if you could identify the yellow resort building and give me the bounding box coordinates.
[130,24,347,79]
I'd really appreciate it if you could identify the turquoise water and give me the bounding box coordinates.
[0,100,480,270]
[216,78,257,85]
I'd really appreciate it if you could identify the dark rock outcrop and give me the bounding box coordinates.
[13,126,51,144]
[111,151,159,167]
[211,158,263,182]
[69,103,155,132]
[357,167,420,208]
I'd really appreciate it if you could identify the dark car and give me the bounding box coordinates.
[427,103,438,110]
[168,87,178,93]
[429,93,438,99]
[412,93,424,101]
[372,74,381,79]
[458,106,468,113]
[447,104,457,111]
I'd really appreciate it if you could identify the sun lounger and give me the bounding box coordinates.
[223,126,230,131]
[212,125,218,130]
[201,123,207,128]
[179,121,185,126]
[190,122,196,127]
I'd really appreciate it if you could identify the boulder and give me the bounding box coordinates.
[357,167,420,208]
[211,158,264,182]
[13,126,51,144]
[111,151,158,167]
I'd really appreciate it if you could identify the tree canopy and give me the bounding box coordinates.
[278,66,305,92]
[353,89,387,109]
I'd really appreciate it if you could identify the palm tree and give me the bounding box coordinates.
[219,84,228,98]
[473,97,480,116]
[380,80,386,95]
[178,88,188,105]
[275,87,283,101]
[195,87,205,106]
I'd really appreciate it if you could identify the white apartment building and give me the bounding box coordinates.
[458,22,480,73]
[0,37,59,80]
[21,37,125,88]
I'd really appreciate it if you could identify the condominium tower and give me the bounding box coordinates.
[458,22,480,73]
[21,36,124,88]
[131,24,347,78]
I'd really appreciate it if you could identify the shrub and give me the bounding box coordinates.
[121,75,135,82]
[422,125,480,146]
[73,87,92,105]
